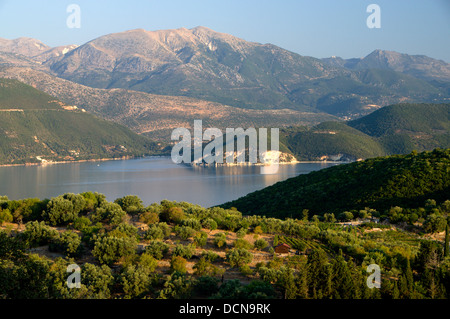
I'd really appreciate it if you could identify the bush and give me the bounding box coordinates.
[138,253,158,272]
[93,202,126,225]
[254,239,269,251]
[120,264,153,298]
[22,221,59,246]
[92,235,137,265]
[139,211,159,225]
[7,198,47,223]
[109,223,139,239]
[193,258,223,277]
[173,244,195,259]
[0,209,13,225]
[73,216,92,231]
[144,225,165,240]
[175,225,196,240]
[81,223,104,248]
[236,228,247,238]
[233,238,252,249]
[423,214,447,233]
[324,213,337,223]
[202,218,218,230]
[81,263,114,298]
[239,265,253,276]
[201,250,220,262]
[114,195,144,215]
[49,231,82,257]
[338,211,354,222]
[161,206,185,224]
[145,240,169,260]
[213,233,227,248]
[194,231,208,247]
[170,256,187,274]
[253,226,263,234]
[226,248,253,268]
[182,218,202,231]
[44,197,77,226]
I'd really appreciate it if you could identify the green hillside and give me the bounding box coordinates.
[282,121,387,160]
[0,78,62,110]
[0,79,161,165]
[349,103,450,154]
[281,103,449,160]
[220,149,450,218]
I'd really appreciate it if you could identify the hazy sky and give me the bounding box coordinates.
[0,0,449,61]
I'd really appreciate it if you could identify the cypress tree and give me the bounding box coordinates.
[444,223,449,257]
[405,259,414,294]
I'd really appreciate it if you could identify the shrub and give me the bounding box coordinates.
[213,233,227,248]
[236,228,247,238]
[253,226,263,234]
[170,256,187,274]
[161,206,185,224]
[201,250,220,262]
[144,225,165,240]
[194,231,208,247]
[138,253,158,272]
[93,202,126,225]
[338,211,354,222]
[121,264,153,298]
[81,223,104,248]
[173,244,195,259]
[0,209,13,225]
[175,225,196,240]
[201,218,218,230]
[92,235,137,265]
[233,238,252,249]
[81,263,114,298]
[114,195,144,215]
[139,211,159,225]
[145,240,169,260]
[193,257,223,277]
[226,248,253,268]
[254,238,269,251]
[324,213,337,223]
[239,265,253,277]
[182,218,202,231]
[109,223,139,239]
[44,197,77,226]
[423,214,447,233]
[22,221,59,246]
[73,216,92,231]
[49,231,82,257]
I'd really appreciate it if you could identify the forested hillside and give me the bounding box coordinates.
[221,149,450,218]
[0,79,162,165]
[281,103,449,161]
[0,188,449,299]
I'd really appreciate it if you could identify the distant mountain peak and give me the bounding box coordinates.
[323,49,450,81]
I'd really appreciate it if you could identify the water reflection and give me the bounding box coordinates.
[0,157,338,207]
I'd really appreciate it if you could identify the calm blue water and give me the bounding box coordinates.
[0,157,339,207]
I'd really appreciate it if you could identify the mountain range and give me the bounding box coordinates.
[1,27,449,119]
[0,27,449,162]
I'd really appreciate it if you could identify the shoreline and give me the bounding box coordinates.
[0,155,351,168]
[0,155,138,168]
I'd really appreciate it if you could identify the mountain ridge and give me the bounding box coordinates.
[25,27,448,117]
[1,27,449,121]
[0,78,161,165]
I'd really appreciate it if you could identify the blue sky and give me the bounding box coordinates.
[0,0,449,61]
